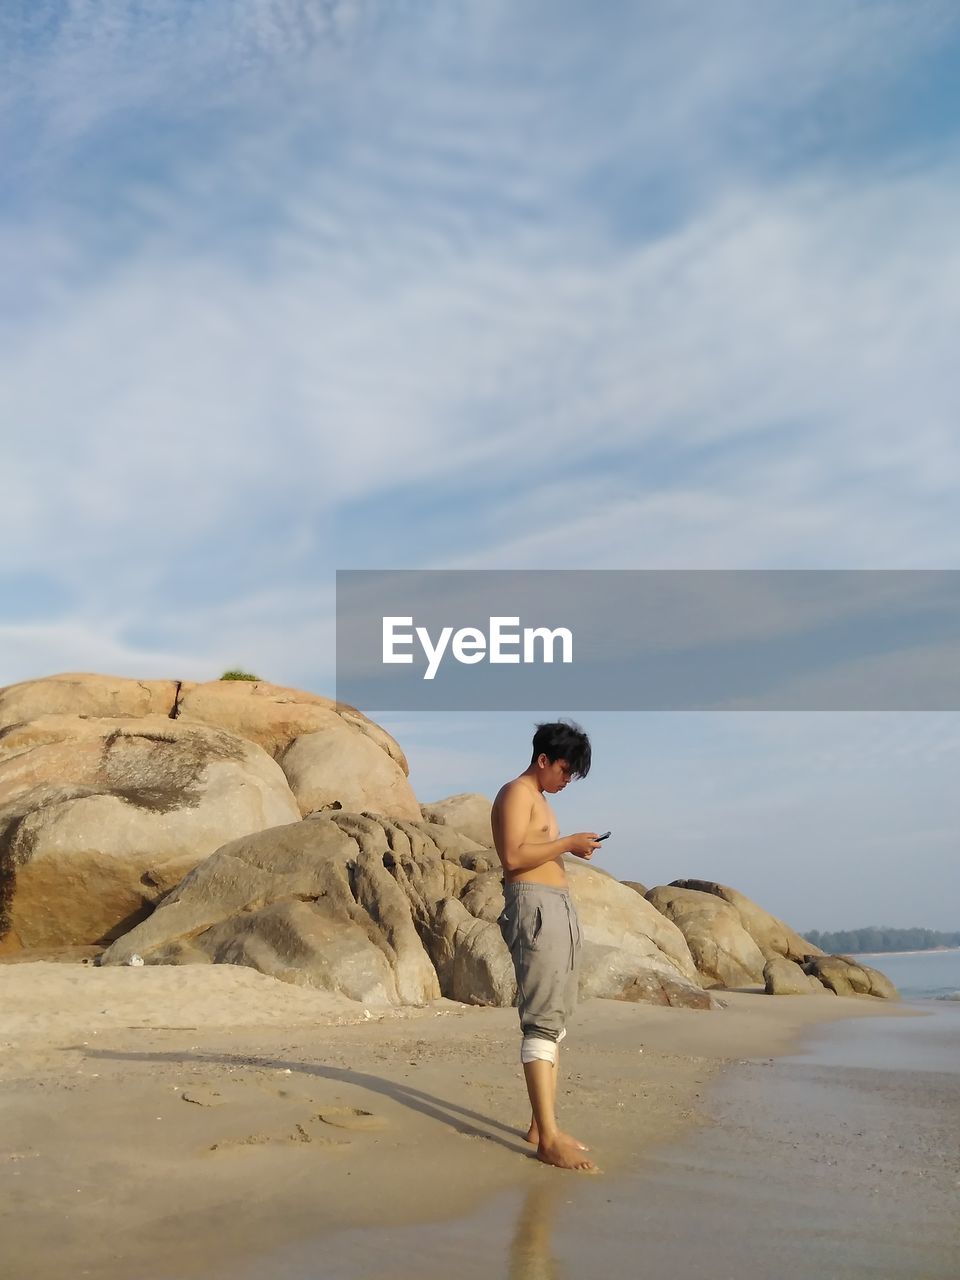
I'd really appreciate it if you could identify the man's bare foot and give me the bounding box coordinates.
[536,1136,599,1172]
[525,1123,589,1151]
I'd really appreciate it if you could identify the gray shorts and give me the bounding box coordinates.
[498,881,582,1043]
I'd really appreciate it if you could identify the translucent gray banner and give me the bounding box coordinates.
[335,570,960,711]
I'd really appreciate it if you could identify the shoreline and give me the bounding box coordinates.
[0,964,917,1280]
[244,999,960,1280]
[243,1002,960,1280]
[847,946,960,958]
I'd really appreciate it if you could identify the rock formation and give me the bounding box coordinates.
[801,953,898,999]
[0,714,300,951]
[644,879,896,999]
[622,880,649,897]
[174,677,408,772]
[0,673,181,724]
[102,814,442,1005]
[279,725,420,821]
[763,956,825,995]
[1,672,896,1006]
[101,812,712,1010]
[420,792,494,848]
[0,673,419,949]
[666,879,822,963]
[0,672,407,772]
[645,884,768,988]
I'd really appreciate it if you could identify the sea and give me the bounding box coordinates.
[851,946,960,1001]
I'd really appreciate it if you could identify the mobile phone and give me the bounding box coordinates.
[596,830,611,841]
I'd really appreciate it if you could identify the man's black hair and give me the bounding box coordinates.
[530,720,591,778]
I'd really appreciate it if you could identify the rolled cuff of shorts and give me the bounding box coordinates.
[521,1036,558,1065]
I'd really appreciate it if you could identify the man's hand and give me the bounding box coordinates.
[567,832,601,859]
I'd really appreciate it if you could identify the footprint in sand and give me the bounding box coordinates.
[181,1086,228,1108]
[315,1107,388,1132]
[209,1125,351,1152]
[209,1132,272,1151]
[256,1084,386,1132]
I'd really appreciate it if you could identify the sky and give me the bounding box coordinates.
[2,1,959,931]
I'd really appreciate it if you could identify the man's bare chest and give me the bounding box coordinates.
[529,798,558,842]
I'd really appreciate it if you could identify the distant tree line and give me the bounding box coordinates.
[803,926,960,954]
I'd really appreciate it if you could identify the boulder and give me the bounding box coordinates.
[370,819,478,919]
[566,862,701,986]
[764,955,825,995]
[0,715,300,951]
[100,813,491,1006]
[460,869,510,923]
[0,672,181,725]
[0,672,408,775]
[176,679,407,772]
[645,884,767,988]
[102,809,712,1011]
[802,954,898,999]
[101,815,360,962]
[183,899,400,1004]
[410,819,490,867]
[622,880,648,897]
[420,793,494,848]
[578,944,717,1009]
[279,725,420,822]
[426,898,516,1006]
[667,879,825,963]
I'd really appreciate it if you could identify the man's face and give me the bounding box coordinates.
[540,755,573,793]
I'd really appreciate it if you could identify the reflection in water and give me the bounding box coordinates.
[508,1181,569,1280]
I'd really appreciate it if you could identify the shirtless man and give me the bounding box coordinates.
[491,720,601,1173]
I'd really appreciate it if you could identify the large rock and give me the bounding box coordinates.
[184,900,400,1004]
[622,880,649,897]
[421,793,493,848]
[802,954,898,999]
[102,811,712,1011]
[566,862,701,985]
[0,672,408,775]
[578,944,716,1009]
[100,813,490,1006]
[0,673,180,725]
[0,715,300,951]
[645,884,767,988]
[279,725,420,822]
[764,955,825,995]
[426,898,516,1006]
[667,879,825,963]
[176,679,408,772]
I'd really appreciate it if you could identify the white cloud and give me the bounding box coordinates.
[4,166,959,687]
[0,574,337,690]
[6,170,960,577]
[0,618,210,685]
[3,1,959,691]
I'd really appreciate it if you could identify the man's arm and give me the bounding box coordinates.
[494,784,599,873]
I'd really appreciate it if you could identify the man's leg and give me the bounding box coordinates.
[525,1039,588,1150]
[506,887,595,1170]
[520,1038,595,1172]
[524,1045,557,1144]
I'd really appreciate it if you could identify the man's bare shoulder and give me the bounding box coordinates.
[493,776,535,811]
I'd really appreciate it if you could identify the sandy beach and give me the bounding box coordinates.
[1,960,944,1280]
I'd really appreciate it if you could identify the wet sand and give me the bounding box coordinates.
[0,962,941,1280]
[232,1003,960,1280]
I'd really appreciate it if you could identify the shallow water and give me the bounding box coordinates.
[227,1003,960,1280]
[854,947,960,1001]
